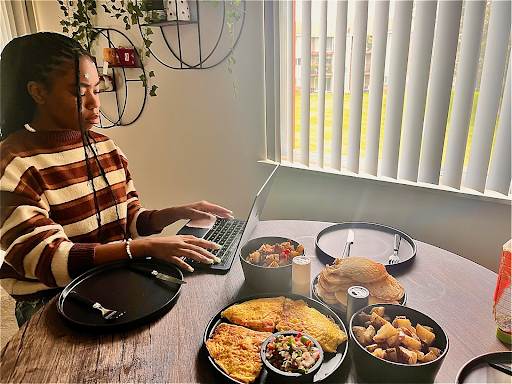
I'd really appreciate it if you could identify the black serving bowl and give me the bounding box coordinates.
[260,331,324,383]
[349,304,449,384]
[240,236,301,293]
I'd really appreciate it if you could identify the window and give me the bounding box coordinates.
[264,0,511,197]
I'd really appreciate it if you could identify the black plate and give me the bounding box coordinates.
[456,351,512,383]
[316,222,416,266]
[311,273,406,317]
[203,293,349,383]
[57,257,183,331]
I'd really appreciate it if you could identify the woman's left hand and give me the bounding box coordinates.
[150,201,233,232]
[175,200,234,221]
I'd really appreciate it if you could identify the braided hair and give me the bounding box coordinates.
[1,32,126,241]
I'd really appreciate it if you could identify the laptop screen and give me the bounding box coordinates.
[236,163,280,253]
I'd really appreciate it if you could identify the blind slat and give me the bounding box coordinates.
[300,0,312,166]
[330,0,348,171]
[442,0,486,189]
[418,0,463,185]
[347,0,368,173]
[398,0,437,182]
[286,0,294,162]
[364,0,389,176]
[316,0,328,168]
[264,1,276,161]
[381,0,413,179]
[465,0,511,193]
[274,0,281,163]
[487,62,511,195]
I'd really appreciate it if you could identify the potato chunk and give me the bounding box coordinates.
[398,346,418,365]
[402,334,422,351]
[416,324,436,346]
[392,316,415,334]
[374,322,399,343]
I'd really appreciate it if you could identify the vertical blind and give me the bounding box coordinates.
[264,0,511,197]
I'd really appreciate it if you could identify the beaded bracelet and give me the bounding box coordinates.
[125,238,133,259]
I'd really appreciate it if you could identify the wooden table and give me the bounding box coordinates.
[1,220,510,383]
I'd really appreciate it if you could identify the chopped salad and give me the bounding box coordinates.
[264,333,321,374]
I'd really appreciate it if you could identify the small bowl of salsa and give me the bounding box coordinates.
[261,331,324,382]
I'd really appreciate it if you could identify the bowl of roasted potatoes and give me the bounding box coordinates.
[240,237,304,292]
[349,304,449,384]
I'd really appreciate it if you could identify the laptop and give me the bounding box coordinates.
[176,164,280,272]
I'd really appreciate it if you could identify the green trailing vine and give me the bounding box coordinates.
[210,0,244,97]
[57,0,158,96]
[57,0,244,97]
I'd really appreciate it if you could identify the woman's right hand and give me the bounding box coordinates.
[133,235,221,272]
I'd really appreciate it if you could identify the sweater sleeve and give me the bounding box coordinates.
[116,145,163,238]
[0,164,97,292]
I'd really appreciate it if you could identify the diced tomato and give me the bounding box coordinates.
[297,333,302,337]
[268,344,274,350]
[305,340,311,346]
[284,249,290,254]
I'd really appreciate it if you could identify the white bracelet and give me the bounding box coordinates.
[125,238,133,259]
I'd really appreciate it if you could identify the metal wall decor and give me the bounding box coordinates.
[136,0,246,70]
[90,28,148,128]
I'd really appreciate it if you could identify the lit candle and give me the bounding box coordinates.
[292,256,311,296]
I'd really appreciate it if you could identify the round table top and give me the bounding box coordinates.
[1,220,510,383]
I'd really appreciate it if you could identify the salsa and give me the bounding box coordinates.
[264,333,321,374]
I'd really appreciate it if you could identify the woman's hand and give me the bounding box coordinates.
[131,235,221,272]
[149,201,233,232]
[175,200,234,221]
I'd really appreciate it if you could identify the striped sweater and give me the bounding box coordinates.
[0,129,160,300]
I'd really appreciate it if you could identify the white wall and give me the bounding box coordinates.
[33,1,510,273]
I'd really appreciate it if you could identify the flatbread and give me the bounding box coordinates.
[205,323,272,384]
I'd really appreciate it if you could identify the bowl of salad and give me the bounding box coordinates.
[260,331,324,382]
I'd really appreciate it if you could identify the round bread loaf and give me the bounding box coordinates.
[336,257,388,283]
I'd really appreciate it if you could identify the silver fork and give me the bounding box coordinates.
[388,234,401,265]
[68,291,125,320]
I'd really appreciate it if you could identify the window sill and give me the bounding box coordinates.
[258,159,511,205]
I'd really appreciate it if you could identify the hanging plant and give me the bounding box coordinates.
[210,0,244,97]
[57,0,158,96]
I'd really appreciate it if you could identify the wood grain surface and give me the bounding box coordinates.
[1,220,510,383]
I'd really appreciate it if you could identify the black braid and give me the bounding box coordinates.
[2,32,127,242]
[0,32,90,141]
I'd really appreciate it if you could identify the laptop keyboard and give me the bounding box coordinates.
[186,218,246,267]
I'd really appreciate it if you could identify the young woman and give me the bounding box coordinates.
[0,32,233,326]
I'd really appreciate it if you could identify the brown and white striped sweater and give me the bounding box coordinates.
[0,129,160,301]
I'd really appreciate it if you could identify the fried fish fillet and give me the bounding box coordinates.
[275,298,347,353]
[205,323,272,384]
[220,296,286,332]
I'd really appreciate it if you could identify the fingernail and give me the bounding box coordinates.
[205,258,214,264]
[187,266,194,273]
[214,256,221,263]
[214,244,223,250]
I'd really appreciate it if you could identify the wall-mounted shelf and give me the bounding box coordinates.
[90,28,148,128]
[136,0,246,70]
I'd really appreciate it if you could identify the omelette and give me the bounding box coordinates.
[220,296,286,332]
[220,297,347,353]
[276,298,347,353]
[205,323,272,384]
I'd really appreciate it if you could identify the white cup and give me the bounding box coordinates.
[292,256,311,296]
